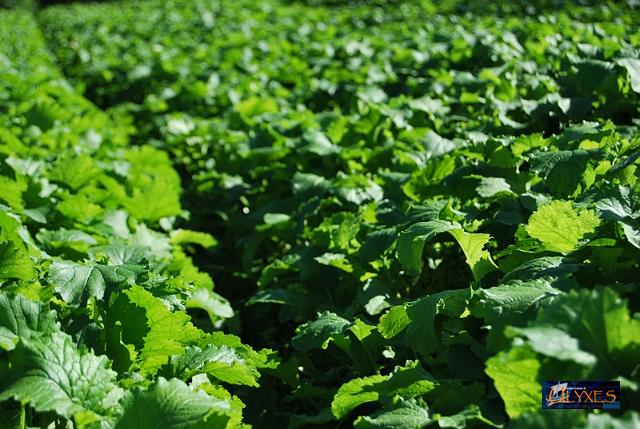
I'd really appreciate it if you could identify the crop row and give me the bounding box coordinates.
[0,9,272,428]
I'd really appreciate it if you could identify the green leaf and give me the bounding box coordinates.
[235,96,278,120]
[301,129,338,156]
[529,150,592,197]
[0,212,34,281]
[354,400,432,429]
[507,326,596,366]
[437,404,498,428]
[332,361,437,419]
[617,58,640,93]
[186,287,234,322]
[314,252,353,273]
[119,177,182,222]
[108,285,203,375]
[419,130,456,157]
[397,220,496,279]
[114,377,238,429]
[586,412,640,429]
[333,174,384,205]
[471,279,561,324]
[476,177,513,198]
[0,240,34,281]
[485,346,540,419]
[535,287,640,375]
[88,243,150,265]
[508,409,640,429]
[292,311,351,352]
[507,411,585,429]
[501,256,582,283]
[167,343,260,386]
[131,224,171,259]
[171,229,218,249]
[37,228,97,254]
[0,292,56,350]
[378,289,471,356]
[396,220,458,276]
[448,229,497,281]
[525,200,600,254]
[595,187,640,249]
[0,176,26,211]
[0,331,120,420]
[595,186,638,222]
[0,327,15,351]
[49,260,144,305]
[49,154,101,190]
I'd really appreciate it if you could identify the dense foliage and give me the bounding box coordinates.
[1,0,639,427]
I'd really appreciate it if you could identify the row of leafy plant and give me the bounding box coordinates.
[0,9,277,429]
[0,0,639,427]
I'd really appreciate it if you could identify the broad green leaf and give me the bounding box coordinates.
[88,243,150,265]
[292,311,351,352]
[0,240,34,281]
[525,201,600,253]
[501,256,582,282]
[114,377,238,429]
[0,331,120,420]
[595,187,640,249]
[378,288,471,356]
[586,412,640,429]
[57,193,104,224]
[397,220,496,279]
[119,176,182,222]
[333,174,384,205]
[301,129,338,156]
[37,228,97,254]
[0,176,26,211]
[332,361,437,419]
[354,400,432,429]
[507,326,596,366]
[471,279,561,324]
[617,58,640,93]
[186,287,234,322]
[131,224,171,259]
[448,229,497,281]
[49,154,101,190]
[595,186,638,222]
[0,327,15,351]
[49,260,144,304]
[529,150,592,197]
[535,287,640,375]
[476,177,513,198]
[507,411,585,429]
[485,346,540,419]
[167,344,260,386]
[0,292,56,350]
[0,212,34,281]
[396,220,458,276]
[314,252,353,273]
[437,404,499,428]
[171,229,218,249]
[109,285,203,375]
[420,130,455,158]
[509,410,640,429]
[101,209,131,238]
[235,96,278,120]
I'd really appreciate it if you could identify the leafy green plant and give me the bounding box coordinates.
[0,0,639,427]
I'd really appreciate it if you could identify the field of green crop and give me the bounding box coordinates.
[0,0,639,427]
